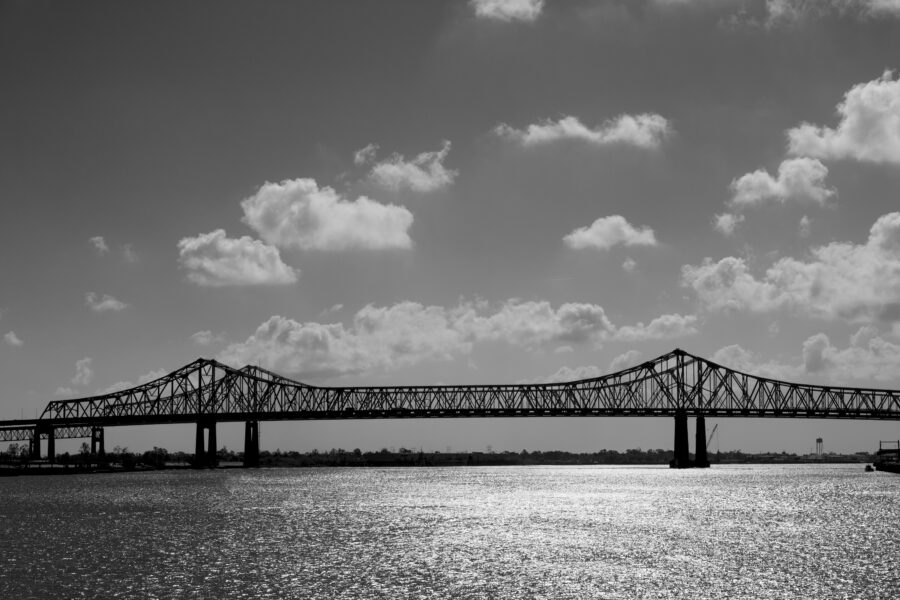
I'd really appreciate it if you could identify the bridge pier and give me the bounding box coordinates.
[46,428,55,463]
[29,430,39,459]
[694,415,710,468]
[671,410,691,468]
[243,421,259,468]
[91,426,105,457]
[194,420,218,468]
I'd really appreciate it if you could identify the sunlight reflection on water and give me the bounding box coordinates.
[1,465,898,599]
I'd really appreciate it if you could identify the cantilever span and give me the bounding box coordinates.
[3,348,900,467]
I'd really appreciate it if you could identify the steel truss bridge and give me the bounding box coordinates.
[2,348,899,468]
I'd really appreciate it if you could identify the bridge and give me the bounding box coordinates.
[2,348,899,469]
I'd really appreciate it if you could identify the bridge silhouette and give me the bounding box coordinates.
[2,348,899,468]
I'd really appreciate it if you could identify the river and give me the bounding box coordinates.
[1,464,897,599]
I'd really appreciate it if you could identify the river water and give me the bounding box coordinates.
[1,464,897,599]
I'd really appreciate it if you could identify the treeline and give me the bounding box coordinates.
[1,442,875,471]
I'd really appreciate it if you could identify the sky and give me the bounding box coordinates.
[2,0,900,455]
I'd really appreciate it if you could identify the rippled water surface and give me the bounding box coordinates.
[1,465,898,599]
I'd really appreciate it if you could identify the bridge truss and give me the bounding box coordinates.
[2,348,898,446]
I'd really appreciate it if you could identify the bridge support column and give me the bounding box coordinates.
[670,410,691,469]
[694,415,710,468]
[46,428,55,463]
[194,422,205,467]
[207,422,217,467]
[243,421,259,468]
[29,430,39,459]
[91,427,105,457]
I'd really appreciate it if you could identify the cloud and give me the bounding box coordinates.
[713,212,745,236]
[622,257,637,272]
[3,331,23,347]
[98,368,168,395]
[683,212,900,324]
[471,0,544,22]
[729,158,834,208]
[89,236,109,255]
[177,229,297,287]
[610,349,644,372]
[354,143,379,166]
[495,114,671,149]
[765,0,900,26]
[564,215,658,251]
[787,71,900,164]
[799,215,811,238]
[218,299,696,379]
[55,387,76,397]
[240,178,414,251]
[525,364,607,384]
[712,328,900,385]
[72,357,93,386]
[613,314,699,342]
[121,243,139,263]
[368,141,457,193]
[85,292,127,312]
[191,330,225,346]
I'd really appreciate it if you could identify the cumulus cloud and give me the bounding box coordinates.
[89,236,109,255]
[683,212,900,324]
[610,349,644,372]
[218,299,697,379]
[369,141,457,192]
[713,212,745,236]
[564,215,658,251]
[713,328,900,385]
[72,357,93,386]
[177,229,297,287]
[788,71,900,163]
[471,0,544,21]
[85,292,127,312]
[622,257,637,272]
[765,0,900,26]
[240,178,413,251]
[613,314,699,342]
[354,143,379,166]
[3,331,23,347]
[55,387,76,397]
[191,330,225,346]
[495,114,671,149]
[99,368,169,394]
[729,158,834,208]
[799,215,811,238]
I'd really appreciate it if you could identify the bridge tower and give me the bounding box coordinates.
[194,420,218,468]
[243,421,260,467]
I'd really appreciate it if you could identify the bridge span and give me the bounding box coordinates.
[2,349,899,468]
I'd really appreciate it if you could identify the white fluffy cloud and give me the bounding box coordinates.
[191,330,225,346]
[788,71,900,163]
[85,292,127,312]
[765,0,900,26]
[177,229,297,287]
[496,114,671,149]
[240,178,414,251]
[613,314,699,342]
[3,331,23,347]
[369,141,457,192]
[99,368,168,394]
[564,215,658,251]
[354,143,379,166]
[713,212,745,236]
[89,236,109,255]
[729,157,834,208]
[72,357,93,386]
[683,212,900,324]
[219,299,697,379]
[609,349,644,372]
[471,0,544,21]
[713,328,900,385]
